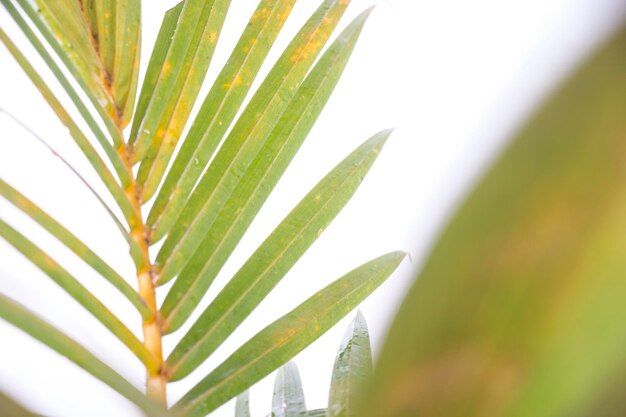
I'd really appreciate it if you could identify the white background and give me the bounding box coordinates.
[0,0,625,416]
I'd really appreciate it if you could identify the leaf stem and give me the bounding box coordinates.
[117,124,167,404]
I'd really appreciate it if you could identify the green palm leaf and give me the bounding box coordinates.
[165,131,390,379]
[171,251,405,417]
[110,0,142,125]
[129,1,183,163]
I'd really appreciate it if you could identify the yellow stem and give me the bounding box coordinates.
[138,267,166,404]
[120,143,167,406]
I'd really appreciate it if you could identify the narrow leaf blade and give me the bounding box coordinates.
[0,392,40,417]
[235,390,251,417]
[129,2,183,144]
[111,0,142,126]
[273,362,307,417]
[328,312,372,417]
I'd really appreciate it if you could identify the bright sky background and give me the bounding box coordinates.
[0,0,625,416]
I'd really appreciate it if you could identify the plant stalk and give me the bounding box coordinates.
[121,143,167,406]
[137,264,167,404]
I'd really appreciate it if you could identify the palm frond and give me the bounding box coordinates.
[0,0,400,414]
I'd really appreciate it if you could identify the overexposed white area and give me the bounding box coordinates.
[0,0,624,416]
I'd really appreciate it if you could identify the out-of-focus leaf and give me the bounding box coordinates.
[0,391,40,417]
[146,0,297,231]
[306,410,327,417]
[235,390,250,417]
[158,9,375,337]
[153,0,352,274]
[570,366,626,417]
[171,252,406,417]
[82,0,98,43]
[272,362,306,417]
[264,410,326,417]
[328,311,372,417]
[165,131,391,378]
[0,178,148,319]
[360,25,626,417]
[0,219,157,372]
[0,295,168,417]
[132,0,233,202]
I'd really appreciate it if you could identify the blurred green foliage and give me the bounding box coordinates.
[361,22,626,417]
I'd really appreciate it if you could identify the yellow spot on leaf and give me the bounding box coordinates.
[223,75,243,89]
[162,61,172,74]
[209,32,217,43]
